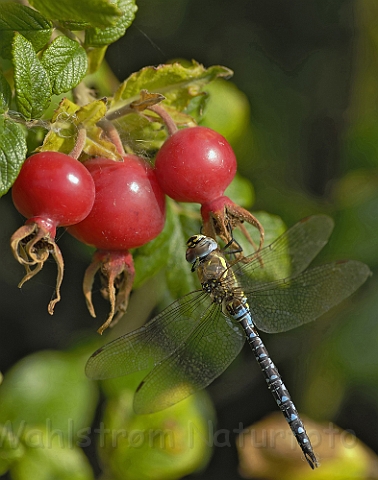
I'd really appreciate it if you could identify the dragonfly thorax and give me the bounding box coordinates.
[195,247,247,316]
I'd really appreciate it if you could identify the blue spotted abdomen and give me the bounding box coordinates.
[235,306,318,469]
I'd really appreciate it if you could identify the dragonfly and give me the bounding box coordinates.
[86,215,370,468]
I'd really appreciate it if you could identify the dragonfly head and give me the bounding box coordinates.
[186,234,218,270]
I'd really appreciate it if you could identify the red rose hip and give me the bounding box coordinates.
[154,126,237,204]
[68,155,166,333]
[11,151,95,314]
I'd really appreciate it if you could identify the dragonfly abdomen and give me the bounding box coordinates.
[238,311,319,469]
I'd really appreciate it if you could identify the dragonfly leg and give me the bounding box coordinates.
[241,318,319,468]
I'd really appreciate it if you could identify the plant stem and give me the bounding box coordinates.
[69,127,86,159]
[98,119,125,156]
[147,104,178,136]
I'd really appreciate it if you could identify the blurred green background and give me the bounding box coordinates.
[1,0,378,479]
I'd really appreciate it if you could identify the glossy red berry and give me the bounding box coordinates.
[68,155,166,250]
[154,126,237,204]
[68,155,166,333]
[10,151,96,315]
[12,151,95,227]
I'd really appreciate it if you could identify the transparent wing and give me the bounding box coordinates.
[248,260,371,333]
[85,290,212,379]
[133,306,246,413]
[233,214,334,285]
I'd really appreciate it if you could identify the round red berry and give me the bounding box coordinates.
[68,156,166,250]
[154,126,237,204]
[12,151,95,227]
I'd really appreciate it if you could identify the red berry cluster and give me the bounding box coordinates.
[11,151,165,333]
[10,124,263,333]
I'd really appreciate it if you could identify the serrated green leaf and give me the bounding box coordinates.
[0,117,27,196]
[29,0,122,28]
[0,71,11,113]
[0,3,52,59]
[12,33,51,119]
[41,36,88,95]
[85,0,137,47]
[110,62,233,114]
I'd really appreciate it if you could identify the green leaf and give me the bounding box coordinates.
[86,45,107,74]
[107,62,232,155]
[133,200,175,289]
[41,36,88,95]
[111,62,233,112]
[38,98,120,159]
[165,201,201,298]
[37,97,79,153]
[12,33,51,119]
[0,117,27,197]
[29,0,123,28]
[0,3,52,59]
[85,0,137,47]
[76,99,121,159]
[0,71,11,113]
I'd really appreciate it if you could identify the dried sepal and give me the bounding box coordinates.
[10,219,63,314]
[83,250,135,335]
[201,195,265,259]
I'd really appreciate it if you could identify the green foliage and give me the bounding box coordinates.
[41,36,87,95]
[0,0,138,196]
[0,71,11,113]
[12,33,52,119]
[98,389,214,480]
[108,62,233,154]
[9,432,94,480]
[0,349,98,435]
[28,0,123,27]
[0,424,24,475]
[2,0,377,478]
[0,117,27,196]
[200,79,251,146]
[85,0,138,47]
[0,348,98,479]
[0,3,52,58]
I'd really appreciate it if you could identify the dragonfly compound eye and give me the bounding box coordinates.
[185,235,218,264]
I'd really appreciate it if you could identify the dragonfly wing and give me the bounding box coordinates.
[249,260,371,333]
[133,306,246,413]
[86,291,211,379]
[234,214,334,285]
